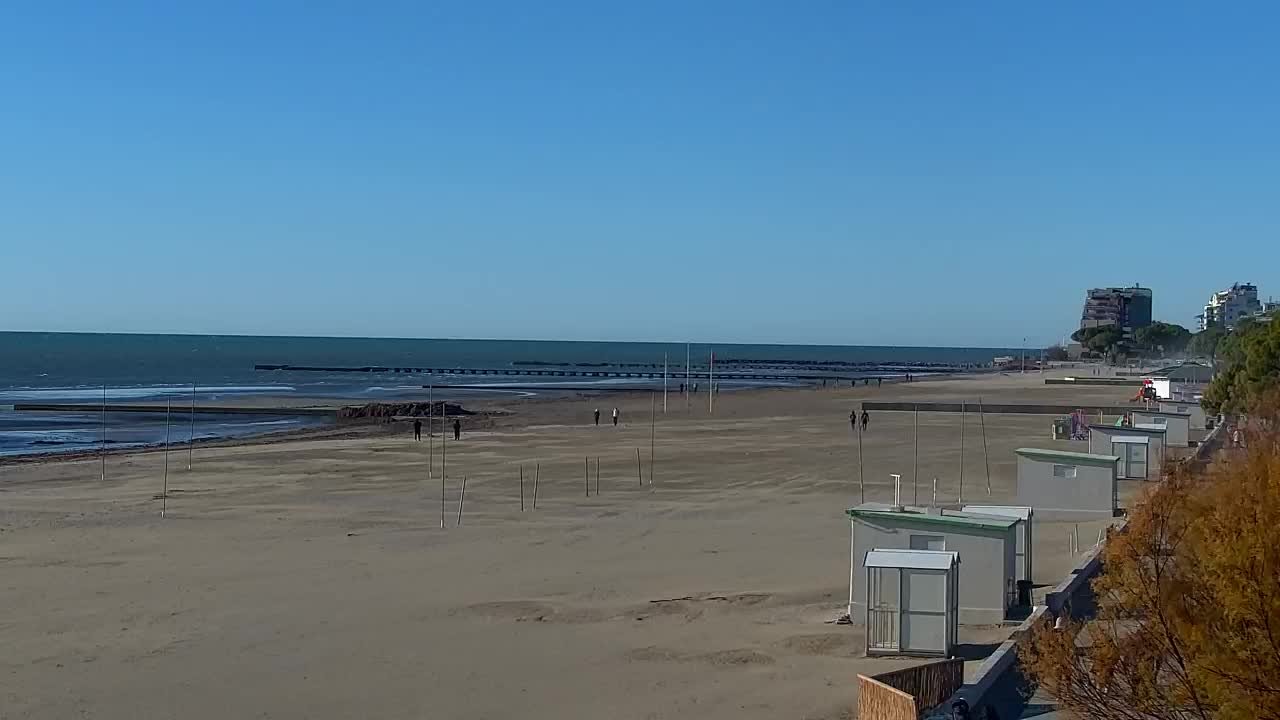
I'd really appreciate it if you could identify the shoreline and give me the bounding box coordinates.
[0,368,998,466]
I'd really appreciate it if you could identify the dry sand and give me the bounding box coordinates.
[1,372,1144,719]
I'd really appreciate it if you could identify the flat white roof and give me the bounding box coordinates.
[962,505,1032,521]
[864,548,959,571]
[1134,423,1168,432]
[1111,435,1150,445]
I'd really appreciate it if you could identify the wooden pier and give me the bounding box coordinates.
[13,403,336,417]
[254,364,881,383]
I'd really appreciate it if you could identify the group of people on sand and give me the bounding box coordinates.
[850,408,870,432]
[413,417,460,441]
[593,407,619,426]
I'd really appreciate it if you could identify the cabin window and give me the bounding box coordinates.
[909,535,945,551]
[1053,464,1078,478]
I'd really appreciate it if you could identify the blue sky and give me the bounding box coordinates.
[2,2,1277,347]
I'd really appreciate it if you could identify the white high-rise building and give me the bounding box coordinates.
[1199,283,1260,330]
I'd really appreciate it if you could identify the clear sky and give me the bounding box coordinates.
[2,2,1277,347]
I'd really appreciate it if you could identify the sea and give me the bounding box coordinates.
[0,332,1018,457]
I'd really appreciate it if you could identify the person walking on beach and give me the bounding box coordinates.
[876,377,882,387]
[413,418,422,441]
[612,407,619,427]
[860,409,870,432]
[594,408,600,426]
[453,419,461,440]
[850,410,858,433]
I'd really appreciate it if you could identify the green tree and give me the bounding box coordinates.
[1072,326,1126,357]
[1045,345,1070,361]
[1134,322,1192,355]
[1203,318,1280,414]
[1188,326,1228,360]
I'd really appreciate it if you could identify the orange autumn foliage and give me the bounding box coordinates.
[1022,406,1280,720]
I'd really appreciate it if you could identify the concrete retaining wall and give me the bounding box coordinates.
[861,401,1134,415]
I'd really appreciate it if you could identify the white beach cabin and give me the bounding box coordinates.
[861,549,960,658]
[962,505,1033,586]
[1015,448,1120,520]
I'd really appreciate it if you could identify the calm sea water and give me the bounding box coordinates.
[0,333,1017,457]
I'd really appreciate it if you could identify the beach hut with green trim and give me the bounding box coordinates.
[846,503,1018,625]
[1132,409,1192,447]
[1087,423,1166,480]
[1015,447,1119,519]
[1158,399,1207,431]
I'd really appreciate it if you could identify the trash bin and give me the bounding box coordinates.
[1017,580,1033,606]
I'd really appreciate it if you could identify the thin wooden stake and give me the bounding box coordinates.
[532,463,540,509]
[649,392,656,485]
[857,419,865,503]
[428,385,434,479]
[958,402,965,504]
[100,383,107,481]
[187,381,196,470]
[457,475,467,526]
[162,399,171,516]
[441,408,447,529]
[595,457,600,495]
[520,464,525,511]
[636,448,643,486]
[584,457,590,497]
[663,353,668,413]
[708,349,714,414]
[979,397,991,496]
[913,404,919,505]
[932,477,938,507]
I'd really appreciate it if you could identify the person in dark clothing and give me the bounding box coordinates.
[679,382,685,393]
[860,409,870,432]
[453,419,461,440]
[612,407,619,426]
[877,377,882,387]
[413,419,422,441]
[850,410,857,432]
[594,408,600,426]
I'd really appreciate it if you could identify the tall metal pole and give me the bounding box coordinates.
[162,399,171,516]
[663,353,668,413]
[685,343,691,411]
[1021,337,1027,374]
[913,404,919,505]
[187,381,196,470]
[979,397,992,496]
[100,384,107,481]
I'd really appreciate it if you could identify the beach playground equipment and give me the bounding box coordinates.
[1051,410,1092,440]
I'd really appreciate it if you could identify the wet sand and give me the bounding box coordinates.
[1,372,1142,719]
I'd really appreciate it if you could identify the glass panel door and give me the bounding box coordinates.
[1126,443,1148,479]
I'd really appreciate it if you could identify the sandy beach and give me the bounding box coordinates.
[2,372,1145,719]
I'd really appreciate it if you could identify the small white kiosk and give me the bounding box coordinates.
[862,548,960,658]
